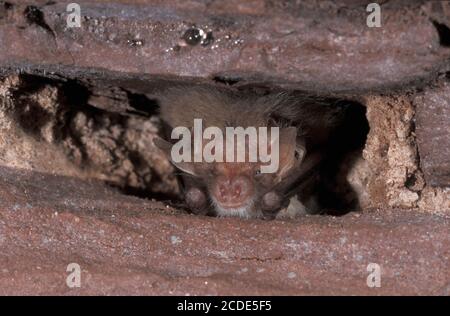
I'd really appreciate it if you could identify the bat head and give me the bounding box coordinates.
[154,126,305,218]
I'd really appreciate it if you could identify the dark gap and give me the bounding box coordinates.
[405,173,417,189]
[125,91,159,117]
[237,83,273,95]
[9,74,64,138]
[212,75,241,86]
[113,182,180,203]
[270,92,370,216]
[432,20,450,47]
[318,99,369,215]
[6,74,370,217]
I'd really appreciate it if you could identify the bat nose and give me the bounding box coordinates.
[215,176,251,206]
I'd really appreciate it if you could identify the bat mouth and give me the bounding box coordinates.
[212,197,255,218]
[216,201,249,209]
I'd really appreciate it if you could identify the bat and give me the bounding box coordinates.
[154,86,346,219]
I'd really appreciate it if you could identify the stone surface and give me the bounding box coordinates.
[0,0,449,296]
[0,74,180,198]
[0,0,450,93]
[1,0,449,192]
[0,166,449,295]
[414,81,450,187]
[351,94,449,213]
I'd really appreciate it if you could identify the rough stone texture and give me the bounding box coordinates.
[360,94,450,213]
[1,0,449,193]
[414,81,450,187]
[1,72,448,214]
[0,166,448,295]
[0,0,449,295]
[0,74,180,198]
[1,0,450,93]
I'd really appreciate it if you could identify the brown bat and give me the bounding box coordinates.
[154,86,346,219]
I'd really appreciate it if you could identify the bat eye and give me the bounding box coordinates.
[254,169,262,176]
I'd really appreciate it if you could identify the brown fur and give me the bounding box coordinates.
[156,86,345,218]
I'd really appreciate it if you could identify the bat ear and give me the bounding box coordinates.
[153,137,198,176]
[153,137,172,156]
[172,161,197,176]
[295,138,307,165]
[276,127,306,178]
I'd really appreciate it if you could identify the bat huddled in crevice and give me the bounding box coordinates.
[153,86,347,219]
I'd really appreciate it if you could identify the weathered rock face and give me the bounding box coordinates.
[0,0,449,295]
[1,71,448,214]
[0,166,449,295]
[1,0,450,92]
[0,74,180,198]
[361,94,450,212]
[414,82,450,187]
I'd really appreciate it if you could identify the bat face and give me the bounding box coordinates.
[154,127,305,218]
[209,162,257,216]
[187,160,278,218]
[153,86,337,218]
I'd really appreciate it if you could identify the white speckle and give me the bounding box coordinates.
[256,268,265,273]
[355,254,363,261]
[287,272,296,279]
[211,250,229,259]
[170,235,182,245]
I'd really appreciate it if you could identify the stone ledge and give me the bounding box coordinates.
[1,0,450,93]
[0,166,448,295]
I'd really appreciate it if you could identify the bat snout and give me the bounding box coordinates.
[213,175,253,208]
